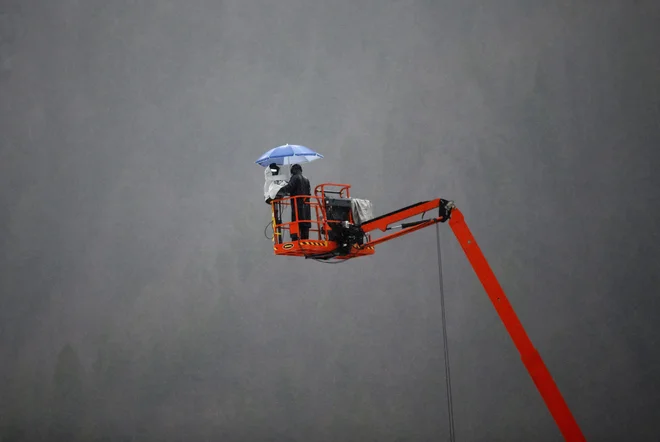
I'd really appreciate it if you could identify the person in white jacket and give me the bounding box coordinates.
[264,163,287,203]
[264,163,287,243]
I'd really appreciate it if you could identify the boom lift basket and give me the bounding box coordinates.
[269,182,376,259]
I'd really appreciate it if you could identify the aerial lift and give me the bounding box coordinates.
[268,182,586,441]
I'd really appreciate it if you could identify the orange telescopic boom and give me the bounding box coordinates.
[358,198,585,441]
[447,206,585,442]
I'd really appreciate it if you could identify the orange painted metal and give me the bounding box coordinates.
[273,240,374,258]
[267,182,587,440]
[270,182,374,258]
[270,190,374,258]
[448,208,586,442]
[360,199,444,233]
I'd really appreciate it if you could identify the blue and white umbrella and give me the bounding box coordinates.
[255,144,323,167]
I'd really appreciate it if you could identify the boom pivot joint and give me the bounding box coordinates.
[439,199,455,222]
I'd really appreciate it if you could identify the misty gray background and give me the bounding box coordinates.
[1,0,659,441]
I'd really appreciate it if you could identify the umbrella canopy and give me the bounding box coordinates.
[255,144,323,167]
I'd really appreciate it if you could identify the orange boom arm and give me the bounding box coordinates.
[354,198,586,441]
[447,208,586,442]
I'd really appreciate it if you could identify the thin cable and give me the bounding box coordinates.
[436,223,456,442]
[310,257,353,264]
[264,220,274,240]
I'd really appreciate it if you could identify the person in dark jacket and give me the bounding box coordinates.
[278,163,311,240]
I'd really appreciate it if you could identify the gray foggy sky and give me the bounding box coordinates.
[1,0,659,441]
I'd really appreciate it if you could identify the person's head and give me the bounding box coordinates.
[269,163,280,174]
[290,164,302,175]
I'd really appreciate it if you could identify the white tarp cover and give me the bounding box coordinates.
[351,198,373,225]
